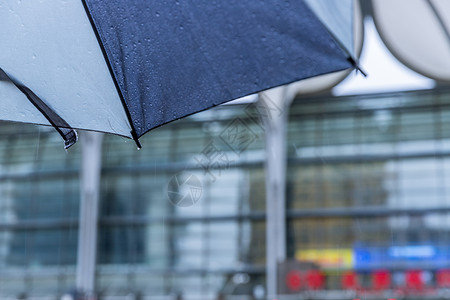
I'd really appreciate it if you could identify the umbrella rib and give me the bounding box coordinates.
[0,67,78,149]
[303,0,362,76]
[81,0,142,149]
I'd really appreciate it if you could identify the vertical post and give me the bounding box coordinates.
[76,131,103,295]
[258,86,289,299]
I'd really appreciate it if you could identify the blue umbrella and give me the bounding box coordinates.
[0,0,357,148]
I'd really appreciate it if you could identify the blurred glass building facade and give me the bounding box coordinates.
[1,87,450,299]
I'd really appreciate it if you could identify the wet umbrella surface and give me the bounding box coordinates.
[0,0,356,147]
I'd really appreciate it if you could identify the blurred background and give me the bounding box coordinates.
[1,0,450,299]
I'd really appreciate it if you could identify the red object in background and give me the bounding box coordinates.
[437,269,450,287]
[286,270,302,291]
[305,270,325,290]
[342,271,359,290]
[405,270,424,290]
[373,270,391,290]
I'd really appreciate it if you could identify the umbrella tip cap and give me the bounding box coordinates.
[131,130,142,149]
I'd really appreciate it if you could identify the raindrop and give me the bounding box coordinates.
[179,25,184,30]
[155,12,160,17]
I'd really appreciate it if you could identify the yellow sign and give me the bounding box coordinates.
[295,248,354,269]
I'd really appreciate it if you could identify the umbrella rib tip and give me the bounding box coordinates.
[347,57,368,77]
[131,130,142,149]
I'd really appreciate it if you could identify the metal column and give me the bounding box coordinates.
[259,87,288,299]
[76,131,103,295]
[259,83,300,298]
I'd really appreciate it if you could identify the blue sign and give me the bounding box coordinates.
[354,245,450,270]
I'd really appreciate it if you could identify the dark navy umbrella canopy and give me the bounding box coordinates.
[84,0,353,138]
[0,0,355,147]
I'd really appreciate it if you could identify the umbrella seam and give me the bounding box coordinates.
[80,0,142,149]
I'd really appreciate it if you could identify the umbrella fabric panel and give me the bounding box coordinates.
[83,0,353,138]
[0,0,132,137]
[304,0,355,57]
